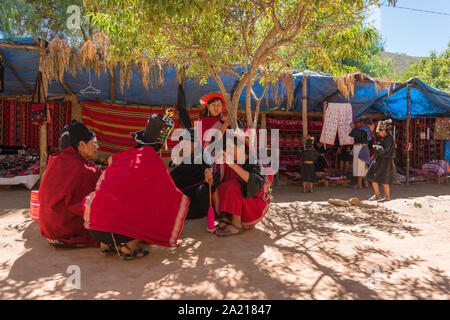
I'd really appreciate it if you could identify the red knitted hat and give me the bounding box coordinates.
[199,92,226,111]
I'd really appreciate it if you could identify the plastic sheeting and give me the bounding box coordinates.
[1,38,449,119]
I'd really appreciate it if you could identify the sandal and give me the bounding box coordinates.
[368,195,381,201]
[215,218,231,231]
[119,243,149,261]
[100,244,116,255]
[214,223,245,237]
[353,185,363,189]
[378,197,391,203]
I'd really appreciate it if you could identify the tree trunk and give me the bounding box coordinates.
[38,39,48,180]
[302,76,308,138]
[246,78,253,128]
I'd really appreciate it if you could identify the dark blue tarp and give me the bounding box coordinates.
[1,38,449,119]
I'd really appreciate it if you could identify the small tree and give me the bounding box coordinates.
[400,43,449,93]
[86,0,395,127]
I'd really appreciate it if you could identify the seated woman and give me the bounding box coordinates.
[206,130,274,237]
[83,112,189,260]
[170,128,220,220]
[38,120,102,249]
[366,119,397,202]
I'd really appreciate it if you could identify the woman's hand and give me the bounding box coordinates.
[204,168,213,185]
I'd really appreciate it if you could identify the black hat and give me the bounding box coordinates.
[131,113,175,145]
[178,128,200,143]
[68,120,95,149]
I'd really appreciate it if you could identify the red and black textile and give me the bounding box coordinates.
[0,99,71,149]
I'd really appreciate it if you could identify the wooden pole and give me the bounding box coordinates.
[109,66,116,104]
[0,43,40,51]
[406,85,411,185]
[302,75,308,138]
[38,39,48,180]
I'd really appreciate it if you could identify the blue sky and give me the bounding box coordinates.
[367,0,450,57]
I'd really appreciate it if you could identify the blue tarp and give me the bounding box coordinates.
[1,37,449,119]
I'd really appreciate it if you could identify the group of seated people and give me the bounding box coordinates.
[38,92,274,260]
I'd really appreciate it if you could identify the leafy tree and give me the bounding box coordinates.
[0,0,92,45]
[339,39,395,79]
[400,43,449,92]
[83,0,396,127]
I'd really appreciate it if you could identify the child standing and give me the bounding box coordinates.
[298,137,320,193]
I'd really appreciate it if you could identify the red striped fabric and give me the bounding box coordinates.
[81,101,202,156]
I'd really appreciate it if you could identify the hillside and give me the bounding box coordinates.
[380,51,422,76]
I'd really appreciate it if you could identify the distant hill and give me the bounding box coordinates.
[380,52,422,76]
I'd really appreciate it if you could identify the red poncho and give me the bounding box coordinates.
[38,147,102,247]
[83,146,189,247]
[195,116,223,146]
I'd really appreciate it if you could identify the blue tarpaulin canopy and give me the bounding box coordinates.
[1,37,449,160]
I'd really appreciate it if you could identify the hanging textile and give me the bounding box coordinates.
[0,99,71,149]
[81,101,202,156]
[320,103,354,145]
[434,118,450,140]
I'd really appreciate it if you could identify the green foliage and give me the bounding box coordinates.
[339,39,395,79]
[400,43,450,92]
[0,0,90,46]
[85,1,394,105]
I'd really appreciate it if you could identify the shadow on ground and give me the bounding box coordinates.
[0,186,448,299]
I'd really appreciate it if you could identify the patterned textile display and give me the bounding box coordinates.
[434,118,450,140]
[0,99,71,149]
[320,103,354,146]
[421,160,450,176]
[81,101,202,156]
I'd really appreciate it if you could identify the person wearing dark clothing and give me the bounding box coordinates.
[337,144,352,176]
[298,138,320,193]
[170,128,220,220]
[349,118,375,188]
[366,119,396,202]
[314,141,329,172]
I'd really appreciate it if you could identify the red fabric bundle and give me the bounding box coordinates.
[83,146,189,247]
[38,147,102,247]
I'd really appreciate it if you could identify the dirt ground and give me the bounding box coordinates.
[0,180,449,300]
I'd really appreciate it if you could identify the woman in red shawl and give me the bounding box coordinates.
[38,120,102,249]
[83,112,189,260]
[205,130,274,237]
[196,92,234,147]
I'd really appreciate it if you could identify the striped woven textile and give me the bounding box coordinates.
[0,99,71,149]
[81,101,202,156]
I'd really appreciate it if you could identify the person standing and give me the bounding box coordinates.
[366,120,396,202]
[349,118,375,188]
[298,137,319,193]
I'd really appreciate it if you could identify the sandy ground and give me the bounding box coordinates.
[0,180,449,300]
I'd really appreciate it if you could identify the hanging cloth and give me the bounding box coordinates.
[320,103,354,145]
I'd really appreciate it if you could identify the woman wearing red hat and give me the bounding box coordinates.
[196,92,231,147]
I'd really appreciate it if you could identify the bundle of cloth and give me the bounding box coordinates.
[421,160,450,177]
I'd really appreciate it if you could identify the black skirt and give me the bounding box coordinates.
[365,157,396,184]
[301,163,316,182]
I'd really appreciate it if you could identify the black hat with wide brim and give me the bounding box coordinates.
[131,113,175,145]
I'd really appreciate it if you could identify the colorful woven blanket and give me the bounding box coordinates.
[422,160,450,176]
[81,101,202,156]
